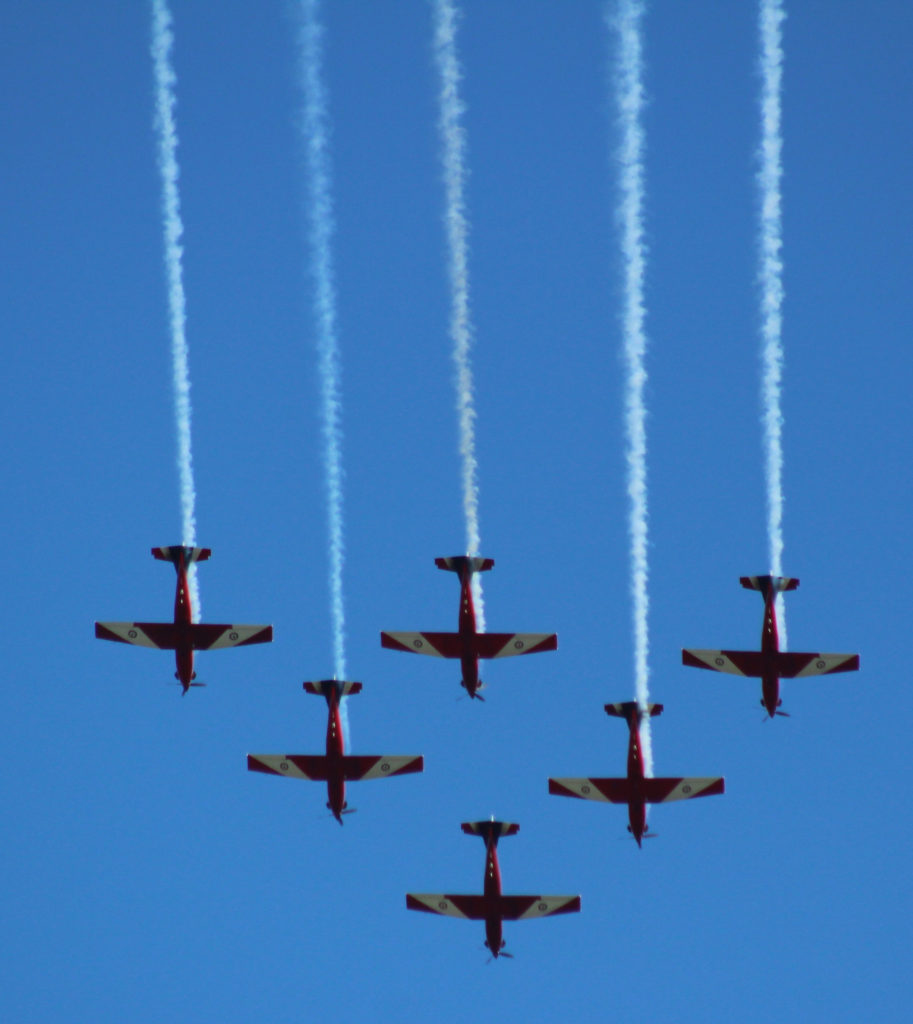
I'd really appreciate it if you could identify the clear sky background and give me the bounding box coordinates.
[2,2,911,1021]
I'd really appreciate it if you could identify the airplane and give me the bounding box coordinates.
[681,575,860,718]
[94,546,273,693]
[548,702,724,846]
[247,679,423,824]
[406,819,580,958]
[380,556,557,699]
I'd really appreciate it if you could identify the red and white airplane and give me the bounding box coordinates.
[94,546,273,694]
[406,819,580,958]
[548,702,724,846]
[380,556,557,699]
[681,575,860,718]
[247,680,423,824]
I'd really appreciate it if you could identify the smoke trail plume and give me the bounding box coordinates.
[151,0,200,618]
[299,0,348,693]
[611,0,652,773]
[758,0,787,647]
[432,0,485,629]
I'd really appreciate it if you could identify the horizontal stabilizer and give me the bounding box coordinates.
[461,820,519,842]
[682,649,859,677]
[381,631,557,660]
[604,701,663,722]
[246,753,423,781]
[151,546,211,566]
[548,776,724,803]
[739,575,799,594]
[435,556,494,575]
[303,680,363,698]
[406,893,580,920]
[96,621,272,650]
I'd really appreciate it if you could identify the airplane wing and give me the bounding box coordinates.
[549,776,723,803]
[497,895,581,920]
[640,777,725,802]
[682,649,859,677]
[549,777,632,802]
[381,631,558,660]
[246,754,423,781]
[188,624,273,649]
[406,894,580,920]
[406,894,488,919]
[472,633,558,659]
[380,632,463,658]
[339,755,424,780]
[95,622,272,650]
[247,754,332,780]
[95,622,178,649]
[778,652,860,676]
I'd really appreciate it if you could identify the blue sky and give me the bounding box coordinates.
[2,2,911,1021]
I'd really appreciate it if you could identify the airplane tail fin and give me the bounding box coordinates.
[435,556,495,575]
[461,820,519,845]
[604,701,663,723]
[303,680,363,699]
[151,546,212,567]
[739,575,799,595]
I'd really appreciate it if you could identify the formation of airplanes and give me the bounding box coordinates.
[95,551,859,957]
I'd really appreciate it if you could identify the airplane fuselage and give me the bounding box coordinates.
[483,837,505,956]
[457,567,482,698]
[172,552,196,692]
[624,712,649,846]
[759,585,782,718]
[323,685,348,823]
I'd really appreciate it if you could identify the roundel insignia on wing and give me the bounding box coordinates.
[514,639,525,650]
[714,656,725,666]
[538,902,548,912]
[229,631,239,641]
[816,659,826,669]
[438,901,448,911]
[413,638,424,649]
[128,629,138,639]
[280,762,289,772]
[381,762,390,772]
[581,785,591,795]
[682,784,692,794]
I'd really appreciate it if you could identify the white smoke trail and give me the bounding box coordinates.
[299,0,348,711]
[758,0,787,648]
[432,0,485,630]
[611,0,652,774]
[150,0,201,619]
